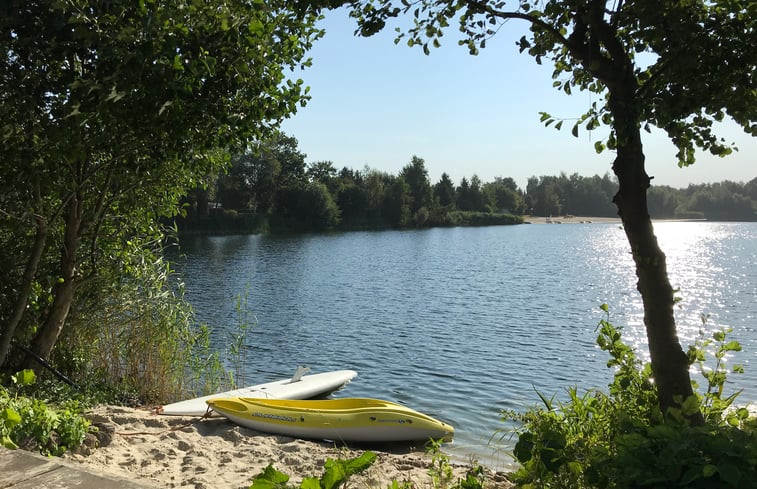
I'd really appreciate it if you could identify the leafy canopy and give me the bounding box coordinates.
[1,1,325,233]
[0,0,324,367]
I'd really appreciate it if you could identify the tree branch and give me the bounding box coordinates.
[462,0,576,51]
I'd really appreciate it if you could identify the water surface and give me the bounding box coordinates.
[170,222,757,469]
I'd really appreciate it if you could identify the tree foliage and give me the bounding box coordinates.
[185,133,755,232]
[0,1,322,369]
[400,155,433,214]
[184,145,528,231]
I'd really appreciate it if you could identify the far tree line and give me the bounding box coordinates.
[178,133,756,233]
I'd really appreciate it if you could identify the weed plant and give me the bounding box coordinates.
[0,369,90,455]
[247,441,490,489]
[53,239,230,404]
[504,305,757,489]
[226,286,257,389]
[248,451,377,489]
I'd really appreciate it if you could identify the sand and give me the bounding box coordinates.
[523,215,622,224]
[64,405,512,489]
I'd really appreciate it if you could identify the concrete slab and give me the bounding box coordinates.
[0,447,155,488]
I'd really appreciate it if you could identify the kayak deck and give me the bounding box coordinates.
[207,397,454,443]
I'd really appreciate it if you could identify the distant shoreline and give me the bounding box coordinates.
[524,215,622,224]
[523,216,726,225]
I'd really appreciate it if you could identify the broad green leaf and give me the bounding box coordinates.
[300,478,321,489]
[1,407,22,428]
[681,395,700,416]
[249,464,289,489]
[567,461,583,476]
[513,432,534,463]
[1,435,18,450]
[321,458,347,489]
[718,463,741,487]
[343,451,376,474]
[248,19,264,34]
[172,54,184,71]
[13,369,36,386]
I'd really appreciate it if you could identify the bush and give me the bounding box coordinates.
[1,369,90,455]
[55,238,227,405]
[505,307,757,489]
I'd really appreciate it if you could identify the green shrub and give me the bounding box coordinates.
[248,451,376,489]
[55,238,229,405]
[0,369,90,455]
[247,442,490,489]
[505,306,757,489]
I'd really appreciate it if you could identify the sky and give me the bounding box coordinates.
[280,9,755,191]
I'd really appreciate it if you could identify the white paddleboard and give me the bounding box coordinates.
[158,368,357,416]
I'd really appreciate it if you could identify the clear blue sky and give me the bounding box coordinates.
[281,9,755,191]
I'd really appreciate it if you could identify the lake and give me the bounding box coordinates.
[169,221,757,470]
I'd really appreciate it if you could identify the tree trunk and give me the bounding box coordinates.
[196,186,210,216]
[608,85,703,425]
[23,195,82,372]
[0,215,48,367]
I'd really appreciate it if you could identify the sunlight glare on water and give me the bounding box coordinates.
[171,222,756,471]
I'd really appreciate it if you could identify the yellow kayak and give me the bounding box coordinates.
[206,397,454,443]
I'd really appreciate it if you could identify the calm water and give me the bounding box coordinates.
[169,222,757,470]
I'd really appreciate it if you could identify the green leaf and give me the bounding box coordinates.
[681,395,700,416]
[681,467,702,485]
[717,463,741,487]
[567,461,583,476]
[343,451,376,474]
[1,435,18,450]
[249,464,289,489]
[320,452,375,489]
[172,54,184,71]
[571,124,579,138]
[13,369,36,386]
[300,477,321,489]
[723,340,741,352]
[321,459,346,489]
[513,433,534,463]
[702,464,717,478]
[248,19,264,34]
[1,407,22,428]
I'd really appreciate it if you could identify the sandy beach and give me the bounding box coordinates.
[64,405,512,489]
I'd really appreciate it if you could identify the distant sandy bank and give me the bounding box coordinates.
[523,215,622,224]
[65,405,513,489]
